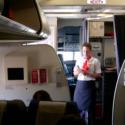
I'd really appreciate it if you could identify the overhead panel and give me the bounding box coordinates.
[40,0,125,6]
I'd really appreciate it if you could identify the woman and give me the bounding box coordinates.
[73,43,101,125]
[33,90,52,101]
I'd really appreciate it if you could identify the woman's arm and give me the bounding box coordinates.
[90,73,101,78]
[106,67,117,71]
[74,69,82,76]
[82,71,101,78]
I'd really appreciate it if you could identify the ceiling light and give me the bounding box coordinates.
[87,17,101,20]
[97,14,113,18]
[98,14,104,16]
[103,9,111,12]
[43,9,81,12]
[45,14,75,17]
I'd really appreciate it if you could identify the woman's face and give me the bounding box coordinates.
[82,46,92,57]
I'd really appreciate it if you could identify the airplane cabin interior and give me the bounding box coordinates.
[0,0,125,125]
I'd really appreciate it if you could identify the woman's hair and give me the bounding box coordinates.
[33,90,52,101]
[56,114,86,125]
[82,43,92,50]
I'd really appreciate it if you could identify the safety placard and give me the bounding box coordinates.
[40,69,48,84]
[31,70,39,84]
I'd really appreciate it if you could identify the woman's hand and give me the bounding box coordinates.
[74,69,82,76]
[82,71,101,78]
[82,71,90,76]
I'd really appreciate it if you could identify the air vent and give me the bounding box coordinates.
[81,8,102,12]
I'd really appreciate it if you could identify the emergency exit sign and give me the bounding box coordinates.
[87,0,106,4]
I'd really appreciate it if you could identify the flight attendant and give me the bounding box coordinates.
[73,43,101,125]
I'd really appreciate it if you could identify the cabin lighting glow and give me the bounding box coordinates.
[43,9,81,12]
[87,17,100,20]
[40,32,44,36]
[46,14,75,17]
[105,15,113,17]
[97,14,103,16]
[97,14,113,18]
[103,9,111,12]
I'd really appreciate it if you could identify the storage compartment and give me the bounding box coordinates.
[0,0,50,41]
[2,0,40,31]
[104,22,114,37]
[89,22,104,37]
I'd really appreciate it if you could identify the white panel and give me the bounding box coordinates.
[89,22,104,37]
[47,17,57,26]
[4,55,28,84]
[0,45,70,106]
[112,60,125,125]
[90,42,103,66]
[0,83,70,106]
[38,26,57,50]
[104,38,115,58]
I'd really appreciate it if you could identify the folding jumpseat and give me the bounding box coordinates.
[27,99,79,125]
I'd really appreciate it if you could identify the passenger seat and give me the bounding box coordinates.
[1,100,26,125]
[27,99,79,125]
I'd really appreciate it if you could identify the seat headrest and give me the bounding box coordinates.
[0,101,7,125]
[1,100,26,125]
[35,101,66,125]
[27,100,79,125]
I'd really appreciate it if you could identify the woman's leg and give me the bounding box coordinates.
[80,110,85,118]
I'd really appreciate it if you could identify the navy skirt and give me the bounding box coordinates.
[74,80,96,111]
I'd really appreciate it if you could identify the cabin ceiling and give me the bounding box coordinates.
[40,5,125,20]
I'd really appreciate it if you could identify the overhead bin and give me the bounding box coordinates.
[0,0,50,40]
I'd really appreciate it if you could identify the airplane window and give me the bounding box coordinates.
[74,52,81,60]
[57,51,81,61]
[57,52,73,61]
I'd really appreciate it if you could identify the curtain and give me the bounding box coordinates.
[114,15,125,73]
[82,19,88,45]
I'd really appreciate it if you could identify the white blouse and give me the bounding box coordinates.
[74,56,101,81]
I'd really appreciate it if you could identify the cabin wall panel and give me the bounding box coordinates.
[0,45,70,106]
[104,39,116,58]
[112,60,125,125]
[47,17,57,51]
